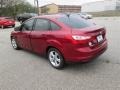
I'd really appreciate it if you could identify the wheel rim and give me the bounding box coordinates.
[11,38,17,49]
[49,51,61,67]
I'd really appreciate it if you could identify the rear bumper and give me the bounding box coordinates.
[65,40,107,63]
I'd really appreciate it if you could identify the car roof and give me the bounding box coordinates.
[0,17,11,19]
[34,14,62,19]
[31,13,85,21]
[33,13,76,20]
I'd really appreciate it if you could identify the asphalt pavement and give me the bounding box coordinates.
[0,17,120,90]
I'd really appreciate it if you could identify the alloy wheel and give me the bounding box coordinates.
[48,48,65,69]
[11,38,18,49]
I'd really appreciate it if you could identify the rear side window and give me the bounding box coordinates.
[34,19,50,31]
[58,15,94,29]
[50,21,60,30]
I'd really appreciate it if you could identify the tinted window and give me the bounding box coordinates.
[22,19,34,31]
[34,19,50,31]
[58,15,94,29]
[50,21,60,30]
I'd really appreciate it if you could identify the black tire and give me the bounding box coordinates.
[11,37,20,50]
[12,25,15,27]
[47,48,65,69]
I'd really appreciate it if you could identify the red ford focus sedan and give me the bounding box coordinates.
[0,17,15,29]
[11,14,107,69]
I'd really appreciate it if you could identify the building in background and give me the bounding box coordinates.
[39,3,81,14]
[81,0,120,12]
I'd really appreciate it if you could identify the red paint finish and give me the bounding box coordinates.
[11,14,107,63]
[16,31,32,50]
[0,17,15,27]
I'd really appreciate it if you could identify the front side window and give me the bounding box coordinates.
[21,19,34,31]
[34,19,50,31]
[58,15,94,29]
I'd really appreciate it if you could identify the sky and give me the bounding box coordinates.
[27,0,103,6]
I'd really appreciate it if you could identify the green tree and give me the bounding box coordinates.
[0,0,36,18]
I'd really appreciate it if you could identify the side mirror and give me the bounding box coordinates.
[14,26,21,31]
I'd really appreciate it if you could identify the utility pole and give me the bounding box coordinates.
[34,0,39,15]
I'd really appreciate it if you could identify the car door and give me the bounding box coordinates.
[30,18,51,54]
[16,18,35,50]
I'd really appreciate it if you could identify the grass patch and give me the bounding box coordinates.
[88,10,120,17]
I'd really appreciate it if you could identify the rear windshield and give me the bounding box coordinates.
[58,15,94,29]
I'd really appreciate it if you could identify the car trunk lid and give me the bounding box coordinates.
[71,26,106,48]
[72,26,105,35]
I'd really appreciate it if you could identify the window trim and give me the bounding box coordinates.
[49,20,61,31]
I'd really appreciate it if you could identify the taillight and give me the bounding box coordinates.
[72,35,91,40]
[64,35,91,47]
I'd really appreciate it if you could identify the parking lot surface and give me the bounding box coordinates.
[0,17,120,90]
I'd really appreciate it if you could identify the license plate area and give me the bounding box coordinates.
[97,35,103,43]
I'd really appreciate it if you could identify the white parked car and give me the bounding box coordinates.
[77,13,93,19]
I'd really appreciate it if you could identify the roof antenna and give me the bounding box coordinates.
[66,12,70,18]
